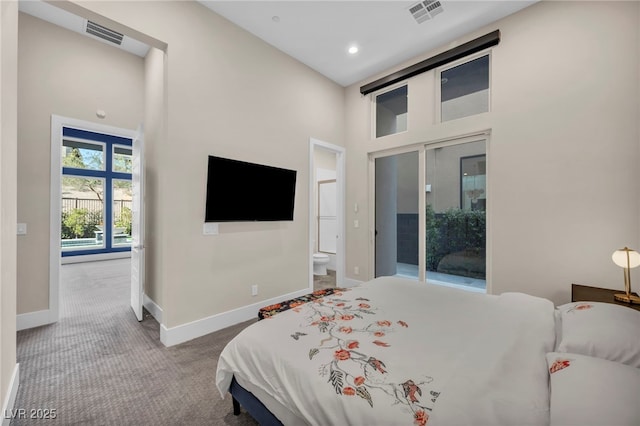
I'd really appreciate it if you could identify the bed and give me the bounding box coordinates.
[216,276,640,425]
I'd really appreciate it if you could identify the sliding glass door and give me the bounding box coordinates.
[374,151,419,279]
[425,140,486,291]
[373,137,487,291]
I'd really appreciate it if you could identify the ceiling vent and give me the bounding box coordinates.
[85,20,123,45]
[409,0,444,24]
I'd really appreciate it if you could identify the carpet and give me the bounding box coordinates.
[13,259,257,426]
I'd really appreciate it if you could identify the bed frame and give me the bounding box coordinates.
[230,376,283,425]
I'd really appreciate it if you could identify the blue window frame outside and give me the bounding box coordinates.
[62,127,132,257]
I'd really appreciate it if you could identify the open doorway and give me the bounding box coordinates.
[309,138,345,291]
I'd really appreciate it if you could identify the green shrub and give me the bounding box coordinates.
[61,208,102,239]
[426,207,486,278]
[116,207,132,236]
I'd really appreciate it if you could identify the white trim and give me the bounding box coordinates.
[341,277,363,288]
[16,309,55,331]
[143,294,163,324]
[1,364,19,426]
[309,138,346,290]
[50,115,137,327]
[159,288,313,347]
[61,251,131,264]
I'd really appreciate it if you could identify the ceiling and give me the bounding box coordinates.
[199,1,538,87]
[19,0,538,88]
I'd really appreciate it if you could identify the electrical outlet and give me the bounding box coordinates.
[251,284,258,296]
[354,266,359,275]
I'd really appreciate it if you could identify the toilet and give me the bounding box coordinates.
[313,253,330,276]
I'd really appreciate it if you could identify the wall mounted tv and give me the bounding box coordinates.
[205,155,297,222]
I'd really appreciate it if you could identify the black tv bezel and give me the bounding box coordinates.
[204,155,297,223]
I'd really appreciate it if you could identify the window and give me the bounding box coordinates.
[375,85,408,138]
[439,54,490,122]
[60,127,133,255]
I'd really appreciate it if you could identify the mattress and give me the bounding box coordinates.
[216,276,556,425]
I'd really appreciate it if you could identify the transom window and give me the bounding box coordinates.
[438,54,490,122]
[375,85,408,138]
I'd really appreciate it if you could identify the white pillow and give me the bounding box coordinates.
[546,352,640,426]
[556,301,640,367]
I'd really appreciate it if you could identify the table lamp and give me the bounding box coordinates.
[612,247,640,304]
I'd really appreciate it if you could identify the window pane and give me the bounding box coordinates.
[113,145,132,173]
[426,141,486,291]
[62,139,104,170]
[61,176,104,251]
[113,180,132,247]
[375,151,419,279]
[441,55,489,122]
[376,85,408,138]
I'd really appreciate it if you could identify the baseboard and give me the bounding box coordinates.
[16,309,55,331]
[143,294,163,324]
[2,364,19,426]
[342,277,363,288]
[160,287,313,347]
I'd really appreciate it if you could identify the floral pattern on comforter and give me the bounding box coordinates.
[290,290,440,425]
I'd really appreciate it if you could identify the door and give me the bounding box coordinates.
[130,125,145,321]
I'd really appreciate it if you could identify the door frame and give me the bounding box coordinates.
[309,138,346,289]
[367,131,491,288]
[48,115,138,325]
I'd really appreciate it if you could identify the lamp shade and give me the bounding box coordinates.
[611,248,640,269]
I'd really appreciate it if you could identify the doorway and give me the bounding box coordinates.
[309,138,345,290]
[371,135,488,292]
[48,116,144,324]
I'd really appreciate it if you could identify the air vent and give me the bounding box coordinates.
[409,0,444,24]
[85,20,123,45]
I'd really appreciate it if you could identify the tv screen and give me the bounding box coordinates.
[205,155,297,222]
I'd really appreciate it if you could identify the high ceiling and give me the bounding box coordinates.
[19,1,538,87]
[199,1,538,87]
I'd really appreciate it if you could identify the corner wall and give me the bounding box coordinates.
[345,1,640,304]
[0,0,19,415]
[69,1,346,336]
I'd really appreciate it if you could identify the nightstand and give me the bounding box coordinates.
[571,284,640,312]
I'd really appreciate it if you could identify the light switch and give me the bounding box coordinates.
[354,219,359,228]
[203,223,219,235]
[17,223,27,235]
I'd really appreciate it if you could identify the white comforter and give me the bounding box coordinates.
[216,276,556,425]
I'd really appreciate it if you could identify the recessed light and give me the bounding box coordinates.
[348,45,359,55]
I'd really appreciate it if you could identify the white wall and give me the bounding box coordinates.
[345,1,640,304]
[71,1,345,333]
[0,0,18,414]
[17,12,145,315]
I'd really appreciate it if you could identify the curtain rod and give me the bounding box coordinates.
[360,29,500,96]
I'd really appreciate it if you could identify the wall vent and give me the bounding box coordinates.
[85,20,123,45]
[409,0,444,24]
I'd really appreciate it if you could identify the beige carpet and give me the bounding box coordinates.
[13,259,257,426]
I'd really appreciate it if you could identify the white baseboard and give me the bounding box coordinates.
[143,294,163,324]
[160,287,313,347]
[342,277,363,288]
[16,309,55,331]
[2,364,19,426]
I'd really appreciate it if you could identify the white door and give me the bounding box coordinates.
[130,125,145,321]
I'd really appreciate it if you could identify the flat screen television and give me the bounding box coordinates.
[205,155,297,222]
